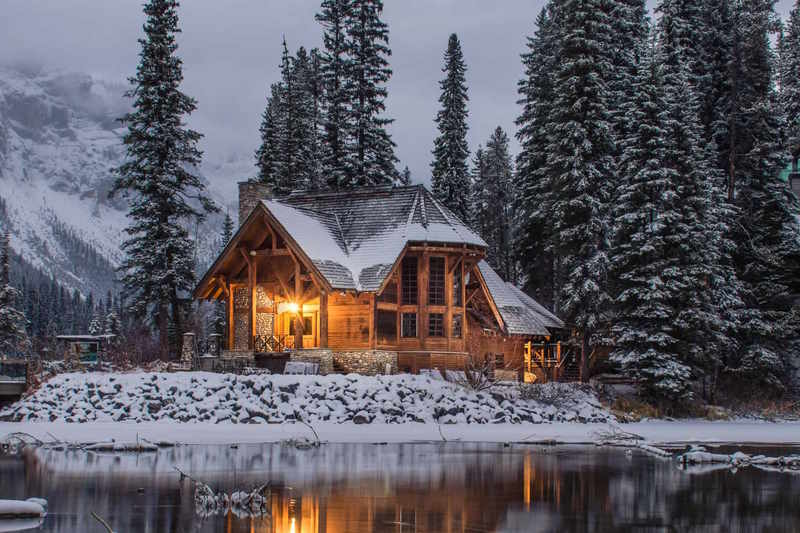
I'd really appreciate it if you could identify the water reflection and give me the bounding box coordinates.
[0,443,798,532]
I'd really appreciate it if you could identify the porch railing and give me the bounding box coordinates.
[253,335,295,353]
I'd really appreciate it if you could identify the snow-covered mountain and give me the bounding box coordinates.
[0,66,252,297]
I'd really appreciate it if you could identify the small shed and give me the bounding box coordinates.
[56,335,116,366]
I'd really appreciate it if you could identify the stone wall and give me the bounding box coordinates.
[238,181,273,225]
[333,350,399,376]
[290,349,334,375]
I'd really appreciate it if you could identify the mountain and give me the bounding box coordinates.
[0,66,250,299]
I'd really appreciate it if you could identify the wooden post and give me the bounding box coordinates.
[227,282,234,351]
[368,293,377,349]
[294,261,303,349]
[461,257,467,348]
[419,252,428,350]
[320,291,328,348]
[445,255,452,351]
[248,258,255,351]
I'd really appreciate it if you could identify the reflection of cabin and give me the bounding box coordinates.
[194,183,567,380]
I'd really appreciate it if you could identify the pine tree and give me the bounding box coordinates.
[88,312,102,336]
[543,0,618,381]
[610,35,693,402]
[515,6,560,310]
[317,0,353,189]
[110,0,217,359]
[725,0,800,391]
[0,232,30,357]
[783,0,800,159]
[470,145,487,231]
[104,310,121,337]
[474,128,516,282]
[341,0,398,186]
[255,82,285,189]
[221,212,234,249]
[431,33,471,222]
[400,166,411,185]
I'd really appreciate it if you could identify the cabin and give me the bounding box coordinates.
[193,183,570,381]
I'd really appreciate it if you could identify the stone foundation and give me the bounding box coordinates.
[333,350,399,375]
[290,349,334,375]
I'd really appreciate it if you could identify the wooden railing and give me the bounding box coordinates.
[253,335,295,353]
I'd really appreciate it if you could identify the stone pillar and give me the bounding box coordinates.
[238,181,273,225]
[181,332,196,367]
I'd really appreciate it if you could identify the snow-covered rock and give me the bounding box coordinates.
[0,372,614,426]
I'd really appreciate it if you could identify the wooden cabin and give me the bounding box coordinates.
[193,183,567,380]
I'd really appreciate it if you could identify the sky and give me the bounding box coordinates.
[1,0,796,189]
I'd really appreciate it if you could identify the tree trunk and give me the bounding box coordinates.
[171,289,183,361]
[580,334,590,383]
[158,301,169,360]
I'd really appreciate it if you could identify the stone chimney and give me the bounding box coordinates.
[238,181,273,226]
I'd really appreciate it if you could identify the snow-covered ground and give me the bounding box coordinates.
[1,420,800,446]
[0,371,799,446]
[0,372,613,425]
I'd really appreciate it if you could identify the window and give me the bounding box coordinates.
[377,310,397,344]
[429,257,445,305]
[453,265,463,307]
[451,314,463,338]
[495,353,505,369]
[401,313,417,337]
[428,313,444,337]
[401,257,418,305]
[289,316,312,336]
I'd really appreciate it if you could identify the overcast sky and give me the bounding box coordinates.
[1,0,796,188]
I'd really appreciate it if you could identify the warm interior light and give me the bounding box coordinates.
[287,302,299,314]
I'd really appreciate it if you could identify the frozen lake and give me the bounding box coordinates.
[1,442,799,532]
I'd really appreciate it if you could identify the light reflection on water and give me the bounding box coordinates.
[0,443,798,532]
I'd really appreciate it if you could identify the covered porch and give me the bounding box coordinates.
[194,209,330,354]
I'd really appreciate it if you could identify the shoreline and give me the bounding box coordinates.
[2,420,800,446]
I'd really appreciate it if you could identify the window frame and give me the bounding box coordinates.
[401,257,418,305]
[428,256,446,306]
[401,312,418,338]
[428,312,445,337]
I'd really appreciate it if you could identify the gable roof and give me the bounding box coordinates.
[477,260,565,336]
[263,185,486,291]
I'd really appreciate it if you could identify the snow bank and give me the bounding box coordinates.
[679,446,800,470]
[0,372,613,426]
[0,499,46,518]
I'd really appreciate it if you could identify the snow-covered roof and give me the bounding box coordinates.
[263,185,487,291]
[477,260,564,336]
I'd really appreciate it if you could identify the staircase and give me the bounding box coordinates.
[556,351,581,382]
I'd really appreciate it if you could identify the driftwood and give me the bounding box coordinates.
[174,466,272,518]
[91,511,114,533]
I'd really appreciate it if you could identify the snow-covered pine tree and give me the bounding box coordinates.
[544,0,617,381]
[0,232,30,357]
[110,0,217,359]
[783,0,800,160]
[515,5,560,310]
[609,34,693,403]
[431,33,471,222]
[470,145,487,231]
[725,0,800,391]
[474,127,516,282]
[317,0,353,189]
[104,310,121,337]
[255,82,285,189]
[221,212,234,248]
[256,43,325,194]
[341,0,398,186]
[88,312,102,336]
[400,166,412,185]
